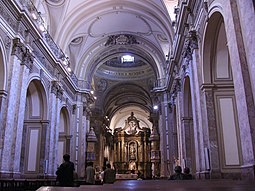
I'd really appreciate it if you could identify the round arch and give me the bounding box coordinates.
[0,38,8,91]
[21,79,48,177]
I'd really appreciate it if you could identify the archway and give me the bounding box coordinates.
[57,107,71,166]
[0,42,7,145]
[203,12,241,177]
[21,79,47,177]
[182,76,196,174]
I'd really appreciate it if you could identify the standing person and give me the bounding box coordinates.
[56,154,75,187]
[103,163,116,184]
[85,161,95,184]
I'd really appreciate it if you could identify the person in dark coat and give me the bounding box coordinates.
[103,163,116,184]
[56,154,75,186]
[169,166,185,180]
[183,167,192,180]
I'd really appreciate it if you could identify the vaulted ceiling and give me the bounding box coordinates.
[34,0,177,118]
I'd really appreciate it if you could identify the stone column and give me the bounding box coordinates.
[226,0,255,180]
[40,121,50,176]
[47,81,62,175]
[0,38,32,177]
[168,100,178,175]
[149,113,160,178]
[0,90,8,153]
[190,47,208,178]
[13,50,32,176]
[181,117,193,169]
[201,84,221,178]
[159,92,172,178]
[76,95,91,179]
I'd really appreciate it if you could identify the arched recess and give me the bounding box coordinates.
[203,12,242,177]
[57,107,71,166]
[0,40,7,109]
[182,76,196,174]
[21,79,47,177]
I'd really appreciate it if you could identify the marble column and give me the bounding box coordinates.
[201,84,221,178]
[149,113,160,178]
[0,38,32,177]
[0,90,7,154]
[159,92,172,178]
[47,81,62,175]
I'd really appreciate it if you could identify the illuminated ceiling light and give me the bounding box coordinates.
[31,12,37,20]
[121,55,134,63]
[94,96,97,100]
[153,105,158,110]
[39,24,45,32]
[62,59,68,66]
[67,66,72,73]
[90,90,94,95]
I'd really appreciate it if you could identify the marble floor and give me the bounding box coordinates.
[37,179,255,191]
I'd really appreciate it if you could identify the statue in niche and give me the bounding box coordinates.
[129,143,136,160]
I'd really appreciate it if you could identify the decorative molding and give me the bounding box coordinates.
[11,38,25,60]
[105,34,139,46]
[182,29,198,63]
[0,1,17,31]
[11,38,34,70]
[51,81,63,99]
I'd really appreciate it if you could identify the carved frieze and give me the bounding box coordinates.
[105,34,139,46]
[0,1,17,31]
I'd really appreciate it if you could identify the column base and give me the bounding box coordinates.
[241,164,255,180]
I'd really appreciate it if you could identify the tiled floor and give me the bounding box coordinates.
[37,179,255,191]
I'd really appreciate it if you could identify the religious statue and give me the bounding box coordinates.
[129,143,136,160]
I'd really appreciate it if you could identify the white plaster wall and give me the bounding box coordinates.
[237,0,255,102]
[218,97,240,166]
[27,129,40,171]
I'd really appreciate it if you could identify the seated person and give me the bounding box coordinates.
[103,164,116,184]
[56,154,75,186]
[183,167,192,180]
[169,166,184,180]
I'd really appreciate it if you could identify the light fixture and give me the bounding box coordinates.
[90,90,94,95]
[67,66,72,73]
[31,11,37,20]
[121,55,134,63]
[62,59,68,66]
[94,96,97,100]
[39,23,45,32]
[153,105,158,110]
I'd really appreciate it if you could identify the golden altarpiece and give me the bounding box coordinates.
[113,112,152,179]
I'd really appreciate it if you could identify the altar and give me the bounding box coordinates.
[113,112,152,179]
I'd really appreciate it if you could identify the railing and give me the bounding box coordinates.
[0,179,57,191]
[0,179,82,191]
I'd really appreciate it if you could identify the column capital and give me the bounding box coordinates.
[11,38,34,70]
[200,83,215,92]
